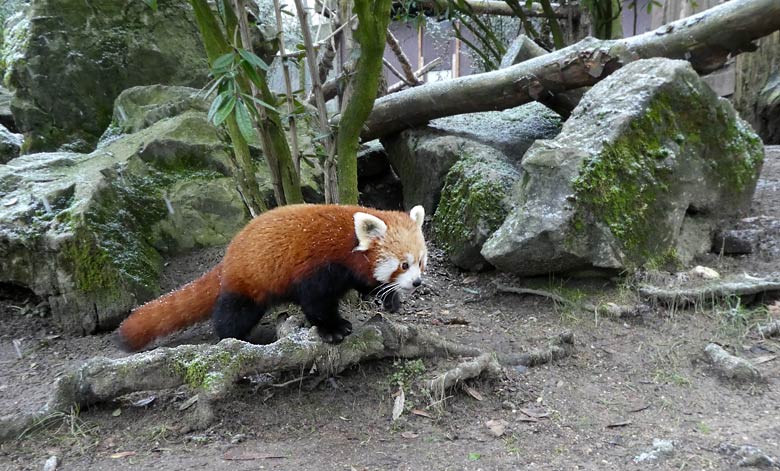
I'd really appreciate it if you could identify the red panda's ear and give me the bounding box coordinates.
[409,205,425,229]
[353,212,387,252]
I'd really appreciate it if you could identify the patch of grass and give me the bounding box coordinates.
[544,280,588,324]
[389,359,426,389]
[696,421,711,435]
[652,369,691,387]
[18,407,99,454]
[712,295,770,339]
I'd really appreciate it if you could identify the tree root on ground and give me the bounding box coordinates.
[757,320,780,339]
[704,343,763,383]
[0,316,576,441]
[639,275,780,308]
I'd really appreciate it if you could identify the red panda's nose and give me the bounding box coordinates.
[413,278,422,287]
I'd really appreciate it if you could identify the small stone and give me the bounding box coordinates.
[485,419,508,437]
[43,456,58,471]
[689,266,720,280]
[501,400,516,410]
[634,438,674,463]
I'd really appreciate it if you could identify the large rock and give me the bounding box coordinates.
[2,0,208,153]
[382,102,561,213]
[0,123,21,162]
[756,72,780,144]
[0,86,14,131]
[433,153,519,271]
[482,59,764,275]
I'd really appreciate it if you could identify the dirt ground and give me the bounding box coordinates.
[1,148,779,471]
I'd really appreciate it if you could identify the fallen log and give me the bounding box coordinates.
[352,0,780,141]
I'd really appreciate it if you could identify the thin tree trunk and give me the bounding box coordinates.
[294,0,339,203]
[336,0,393,204]
[353,0,780,141]
[232,0,304,206]
[190,0,267,216]
[273,0,302,175]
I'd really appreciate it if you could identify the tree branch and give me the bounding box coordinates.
[352,0,780,141]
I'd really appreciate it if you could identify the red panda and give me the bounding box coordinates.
[116,204,427,352]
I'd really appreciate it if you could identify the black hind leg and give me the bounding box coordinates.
[212,292,266,341]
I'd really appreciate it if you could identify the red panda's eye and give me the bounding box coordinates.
[401,262,409,270]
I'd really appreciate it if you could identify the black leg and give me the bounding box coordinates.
[382,289,401,313]
[294,263,363,343]
[212,292,266,341]
[299,296,352,343]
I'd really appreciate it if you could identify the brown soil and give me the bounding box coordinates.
[1,148,779,470]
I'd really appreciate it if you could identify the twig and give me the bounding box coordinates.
[386,30,420,85]
[494,283,567,304]
[386,58,442,94]
[383,58,417,87]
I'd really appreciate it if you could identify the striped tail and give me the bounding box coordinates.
[116,264,222,352]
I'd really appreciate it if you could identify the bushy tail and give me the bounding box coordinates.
[116,264,222,352]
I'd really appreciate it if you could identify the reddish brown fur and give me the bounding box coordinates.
[116,204,421,351]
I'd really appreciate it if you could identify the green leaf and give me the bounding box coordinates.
[211,52,235,72]
[207,90,229,123]
[524,0,533,8]
[241,93,279,113]
[213,95,236,126]
[235,99,256,141]
[142,0,158,10]
[468,452,481,461]
[238,48,270,71]
[240,62,264,89]
[199,76,224,100]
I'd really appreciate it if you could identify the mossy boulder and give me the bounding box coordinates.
[0,119,244,333]
[0,84,324,333]
[482,59,764,276]
[2,0,208,153]
[382,102,561,213]
[433,153,519,271]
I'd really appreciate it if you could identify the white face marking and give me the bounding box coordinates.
[393,253,422,291]
[373,257,399,283]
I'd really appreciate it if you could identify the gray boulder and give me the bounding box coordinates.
[0,85,14,131]
[0,123,21,162]
[482,59,764,275]
[382,102,561,213]
[756,72,780,144]
[2,0,208,153]
[433,153,519,271]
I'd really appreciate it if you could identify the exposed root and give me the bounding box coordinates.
[639,275,780,307]
[0,315,576,440]
[757,320,780,338]
[424,352,502,397]
[0,316,482,440]
[502,332,576,367]
[704,343,763,383]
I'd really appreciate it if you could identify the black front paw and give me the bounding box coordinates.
[382,290,401,313]
[317,318,353,344]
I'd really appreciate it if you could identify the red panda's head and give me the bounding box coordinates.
[353,205,427,293]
